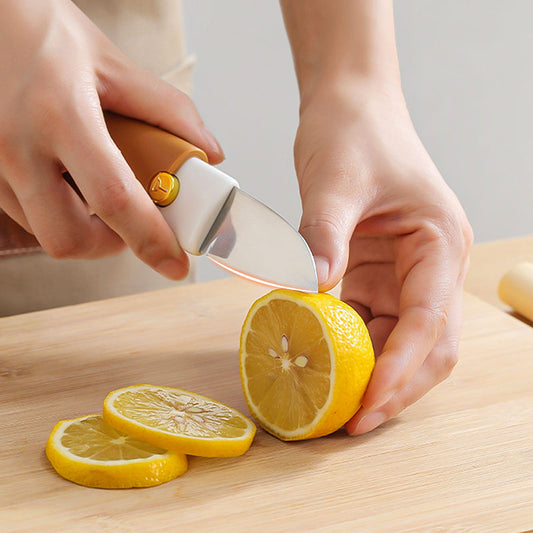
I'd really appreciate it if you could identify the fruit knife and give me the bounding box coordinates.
[104,112,318,293]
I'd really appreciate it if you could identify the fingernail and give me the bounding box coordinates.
[155,257,186,280]
[202,127,225,159]
[351,412,387,435]
[314,256,329,286]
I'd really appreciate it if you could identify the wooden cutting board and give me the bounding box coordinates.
[1,278,532,532]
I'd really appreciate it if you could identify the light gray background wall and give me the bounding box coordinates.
[182,1,532,283]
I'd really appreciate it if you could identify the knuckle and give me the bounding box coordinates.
[426,211,456,244]
[393,374,411,395]
[377,391,409,421]
[442,207,474,254]
[429,344,459,381]
[43,235,87,259]
[153,77,193,108]
[300,213,339,232]
[431,306,449,337]
[443,350,459,375]
[438,347,459,378]
[170,86,193,107]
[300,212,344,243]
[412,304,449,341]
[418,198,467,243]
[91,177,133,219]
[130,225,184,274]
[131,237,164,267]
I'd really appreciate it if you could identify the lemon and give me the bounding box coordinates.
[46,414,187,488]
[239,289,375,441]
[103,384,256,457]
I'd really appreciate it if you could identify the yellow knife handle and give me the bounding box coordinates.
[104,111,208,193]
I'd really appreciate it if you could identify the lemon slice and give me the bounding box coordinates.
[103,385,256,457]
[239,289,375,441]
[46,414,187,488]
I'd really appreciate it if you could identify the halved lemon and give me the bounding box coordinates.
[239,289,375,440]
[103,385,256,457]
[46,414,187,488]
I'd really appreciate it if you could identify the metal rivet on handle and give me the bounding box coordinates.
[148,172,180,207]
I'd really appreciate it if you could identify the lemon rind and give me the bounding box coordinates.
[46,415,187,489]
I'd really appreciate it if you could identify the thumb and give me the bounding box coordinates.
[299,187,360,291]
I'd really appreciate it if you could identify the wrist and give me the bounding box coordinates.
[296,48,403,103]
[298,73,406,119]
[281,0,404,116]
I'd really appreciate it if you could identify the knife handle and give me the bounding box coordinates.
[498,262,533,322]
[104,112,238,255]
[104,111,208,190]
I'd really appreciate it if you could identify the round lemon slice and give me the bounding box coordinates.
[239,289,375,441]
[103,385,256,457]
[46,414,187,488]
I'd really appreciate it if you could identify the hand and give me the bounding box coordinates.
[0,0,223,278]
[294,81,473,434]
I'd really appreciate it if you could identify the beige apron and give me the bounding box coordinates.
[0,0,195,317]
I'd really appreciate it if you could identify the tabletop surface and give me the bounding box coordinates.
[1,271,532,532]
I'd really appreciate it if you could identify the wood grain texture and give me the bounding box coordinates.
[1,278,532,532]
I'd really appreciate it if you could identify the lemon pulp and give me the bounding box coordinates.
[103,385,256,457]
[62,415,169,460]
[245,299,332,431]
[46,415,187,488]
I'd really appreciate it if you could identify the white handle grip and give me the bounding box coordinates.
[498,262,533,322]
[159,157,239,255]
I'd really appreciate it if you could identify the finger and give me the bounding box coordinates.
[341,262,400,317]
[11,158,125,259]
[366,315,396,357]
[342,299,372,324]
[345,234,396,270]
[362,234,458,410]
[341,299,396,355]
[345,297,461,435]
[0,180,31,232]
[299,184,364,290]
[99,56,224,164]
[56,99,189,279]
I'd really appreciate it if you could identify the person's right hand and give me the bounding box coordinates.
[0,0,223,279]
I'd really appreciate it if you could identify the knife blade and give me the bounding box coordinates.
[105,112,318,293]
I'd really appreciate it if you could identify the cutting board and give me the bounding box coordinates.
[1,278,532,532]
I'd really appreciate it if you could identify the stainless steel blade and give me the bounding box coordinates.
[200,188,318,292]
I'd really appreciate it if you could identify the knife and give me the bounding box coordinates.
[104,112,318,293]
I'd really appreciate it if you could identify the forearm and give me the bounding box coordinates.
[280,0,402,105]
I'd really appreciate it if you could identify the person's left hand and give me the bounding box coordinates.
[293,81,473,434]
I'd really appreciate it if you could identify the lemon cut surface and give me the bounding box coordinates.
[103,384,256,457]
[239,289,375,441]
[46,414,187,488]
